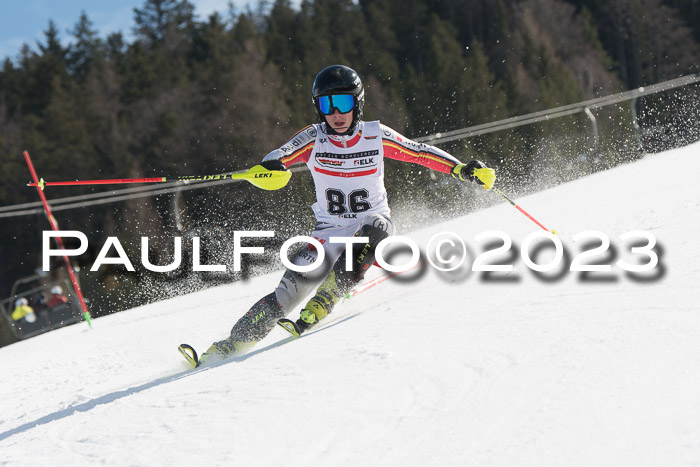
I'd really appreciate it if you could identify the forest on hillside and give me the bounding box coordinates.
[0,0,698,318]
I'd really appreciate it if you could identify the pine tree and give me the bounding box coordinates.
[68,12,104,81]
[133,0,196,44]
[568,0,700,88]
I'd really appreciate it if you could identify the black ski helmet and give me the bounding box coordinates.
[312,65,364,135]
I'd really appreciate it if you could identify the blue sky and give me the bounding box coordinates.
[0,0,257,62]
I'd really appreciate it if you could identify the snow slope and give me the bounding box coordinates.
[1,142,700,466]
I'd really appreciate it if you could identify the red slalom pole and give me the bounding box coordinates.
[23,151,93,327]
[491,187,558,234]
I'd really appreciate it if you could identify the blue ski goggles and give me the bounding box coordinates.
[316,94,355,115]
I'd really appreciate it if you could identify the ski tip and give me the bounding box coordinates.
[178,343,199,368]
[277,319,301,338]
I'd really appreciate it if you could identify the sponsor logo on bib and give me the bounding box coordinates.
[315,150,379,170]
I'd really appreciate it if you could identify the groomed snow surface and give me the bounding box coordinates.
[2,141,700,466]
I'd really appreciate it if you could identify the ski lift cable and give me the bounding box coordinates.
[1,73,697,218]
[0,166,308,218]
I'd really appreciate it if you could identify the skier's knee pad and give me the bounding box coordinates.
[230,292,284,342]
[357,223,390,248]
[334,215,394,289]
[358,214,394,241]
[354,214,393,266]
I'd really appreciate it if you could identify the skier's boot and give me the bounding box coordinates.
[277,269,341,337]
[201,292,285,364]
[300,270,341,325]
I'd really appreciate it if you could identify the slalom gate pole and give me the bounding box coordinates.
[491,187,558,235]
[23,151,93,327]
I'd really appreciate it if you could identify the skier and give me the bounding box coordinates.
[198,64,495,363]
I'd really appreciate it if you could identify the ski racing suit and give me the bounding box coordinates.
[222,120,463,352]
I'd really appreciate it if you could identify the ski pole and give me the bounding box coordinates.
[491,187,558,234]
[27,164,292,191]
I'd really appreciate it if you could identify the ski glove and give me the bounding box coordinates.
[260,159,288,172]
[451,160,496,190]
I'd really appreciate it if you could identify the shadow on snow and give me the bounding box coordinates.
[0,313,361,442]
